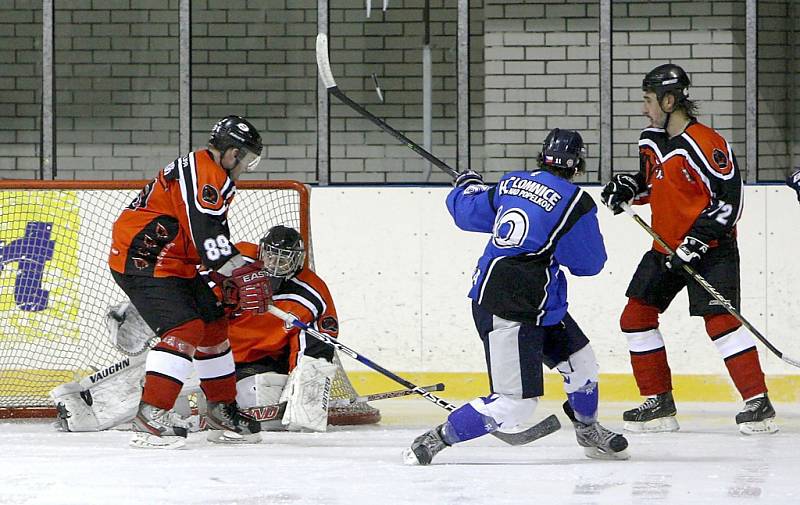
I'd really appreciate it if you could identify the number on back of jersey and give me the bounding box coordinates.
[203,235,233,261]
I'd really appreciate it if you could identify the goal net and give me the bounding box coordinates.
[0,180,379,425]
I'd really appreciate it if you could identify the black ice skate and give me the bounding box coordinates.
[402,424,451,465]
[130,401,190,449]
[735,394,778,435]
[563,401,629,460]
[205,401,263,444]
[623,391,679,433]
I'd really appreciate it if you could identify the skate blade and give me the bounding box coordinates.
[583,447,630,460]
[624,416,679,433]
[738,418,779,435]
[129,432,186,450]
[206,430,262,444]
[402,447,424,466]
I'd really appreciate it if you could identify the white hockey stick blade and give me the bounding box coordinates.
[315,33,337,89]
[493,414,561,446]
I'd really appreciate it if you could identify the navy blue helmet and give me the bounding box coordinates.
[537,128,586,178]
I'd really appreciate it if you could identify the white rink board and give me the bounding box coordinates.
[311,185,800,376]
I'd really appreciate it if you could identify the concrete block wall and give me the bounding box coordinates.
[0,1,796,183]
[483,0,600,183]
[0,1,41,179]
[326,0,485,183]
[53,0,180,180]
[757,1,790,182]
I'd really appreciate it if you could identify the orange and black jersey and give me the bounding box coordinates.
[207,243,339,370]
[634,119,743,253]
[109,149,240,278]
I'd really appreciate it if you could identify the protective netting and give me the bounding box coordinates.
[0,180,379,424]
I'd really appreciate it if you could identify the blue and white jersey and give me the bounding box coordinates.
[446,170,606,326]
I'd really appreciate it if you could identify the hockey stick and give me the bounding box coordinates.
[329,382,445,408]
[621,203,800,368]
[316,33,459,179]
[267,304,561,446]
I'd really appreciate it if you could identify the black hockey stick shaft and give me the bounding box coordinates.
[266,305,559,445]
[622,204,800,368]
[316,33,459,179]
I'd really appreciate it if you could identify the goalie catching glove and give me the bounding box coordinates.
[221,260,273,313]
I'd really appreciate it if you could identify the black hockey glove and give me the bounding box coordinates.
[665,236,709,273]
[786,168,800,203]
[453,169,484,189]
[600,174,640,215]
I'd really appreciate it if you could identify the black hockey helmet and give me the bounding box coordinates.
[258,225,305,279]
[642,64,691,104]
[537,128,586,178]
[209,115,263,172]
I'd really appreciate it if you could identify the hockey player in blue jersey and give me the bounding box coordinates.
[403,129,629,465]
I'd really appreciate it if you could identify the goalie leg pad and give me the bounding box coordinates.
[280,355,338,432]
[49,359,146,432]
[236,373,288,431]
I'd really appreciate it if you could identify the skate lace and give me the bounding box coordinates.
[583,423,617,444]
[418,429,446,452]
[636,396,659,412]
[152,408,189,428]
[743,397,764,413]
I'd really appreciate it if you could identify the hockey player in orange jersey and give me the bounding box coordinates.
[221,225,341,432]
[601,64,777,435]
[108,115,270,448]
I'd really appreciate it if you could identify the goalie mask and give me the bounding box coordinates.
[258,225,305,279]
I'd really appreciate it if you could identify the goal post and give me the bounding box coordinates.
[0,179,379,425]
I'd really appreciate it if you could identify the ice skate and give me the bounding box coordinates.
[623,391,679,433]
[736,394,778,435]
[563,402,629,460]
[205,401,262,444]
[130,402,190,449]
[402,425,450,465]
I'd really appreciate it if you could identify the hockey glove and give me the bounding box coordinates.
[453,169,484,188]
[665,236,709,273]
[600,174,640,215]
[786,168,800,203]
[222,261,273,313]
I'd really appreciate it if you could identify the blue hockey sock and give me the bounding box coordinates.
[441,401,499,445]
[568,380,599,424]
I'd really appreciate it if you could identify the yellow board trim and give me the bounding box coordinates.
[346,372,800,403]
[4,369,799,404]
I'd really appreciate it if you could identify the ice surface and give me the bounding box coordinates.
[1,399,798,505]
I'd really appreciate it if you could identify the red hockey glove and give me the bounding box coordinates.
[222,261,273,314]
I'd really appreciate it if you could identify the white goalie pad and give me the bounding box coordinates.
[49,356,146,432]
[106,301,158,356]
[280,355,338,432]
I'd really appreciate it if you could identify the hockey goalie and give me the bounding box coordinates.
[51,226,341,435]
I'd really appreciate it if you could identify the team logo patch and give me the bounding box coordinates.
[321,316,339,332]
[712,148,728,170]
[201,184,219,205]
